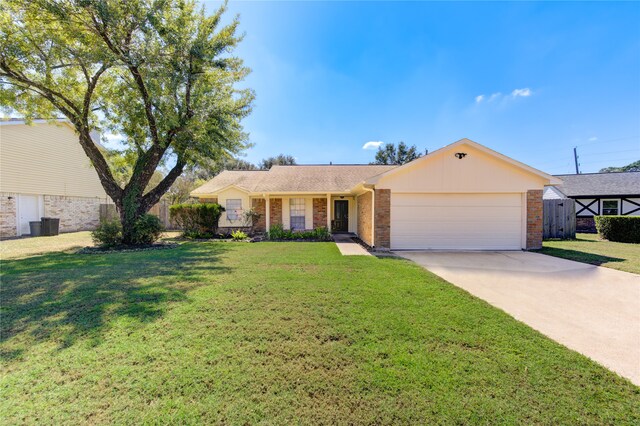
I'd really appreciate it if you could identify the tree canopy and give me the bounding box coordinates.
[599,160,640,173]
[0,0,253,242]
[259,154,297,170]
[371,142,425,165]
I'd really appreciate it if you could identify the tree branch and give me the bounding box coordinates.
[141,158,187,211]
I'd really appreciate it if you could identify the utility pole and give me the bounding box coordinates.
[573,147,580,174]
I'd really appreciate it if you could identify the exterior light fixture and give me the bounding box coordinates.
[454,152,467,159]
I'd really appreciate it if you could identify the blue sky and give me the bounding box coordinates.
[205,1,640,174]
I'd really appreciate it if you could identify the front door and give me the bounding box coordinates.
[333,200,349,232]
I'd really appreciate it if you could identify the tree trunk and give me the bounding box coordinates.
[118,184,148,245]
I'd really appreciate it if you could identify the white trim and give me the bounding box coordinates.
[326,193,331,229]
[265,195,271,231]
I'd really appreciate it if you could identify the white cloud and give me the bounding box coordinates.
[475,95,485,104]
[362,141,384,150]
[511,88,532,98]
[488,92,502,102]
[588,136,598,141]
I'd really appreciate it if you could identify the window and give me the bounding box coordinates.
[226,199,242,221]
[290,198,305,230]
[602,199,619,215]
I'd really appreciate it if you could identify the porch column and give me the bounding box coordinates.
[265,195,271,232]
[326,193,331,230]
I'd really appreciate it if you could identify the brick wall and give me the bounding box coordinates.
[270,198,283,226]
[1,193,102,237]
[576,217,596,233]
[44,195,102,233]
[200,198,218,203]
[374,189,391,250]
[0,193,17,238]
[526,189,543,250]
[357,192,372,246]
[312,198,328,228]
[251,198,266,232]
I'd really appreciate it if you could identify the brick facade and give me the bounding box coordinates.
[374,189,391,250]
[251,198,266,233]
[44,195,102,233]
[576,217,596,233]
[0,193,102,238]
[270,198,283,226]
[200,198,218,203]
[312,198,328,228]
[526,189,543,250]
[357,192,373,246]
[0,193,18,238]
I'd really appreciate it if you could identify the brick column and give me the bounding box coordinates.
[374,189,391,250]
[251,198,266,232]
[526,189,543,250]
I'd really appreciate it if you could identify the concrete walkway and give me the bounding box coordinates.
[333,234,371,256]
[396,250,640,386]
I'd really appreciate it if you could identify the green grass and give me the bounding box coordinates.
[1,242,638,424]
[0,231,181,260]
[541,233,640,274]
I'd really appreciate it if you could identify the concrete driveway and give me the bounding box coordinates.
[396,251,640,386]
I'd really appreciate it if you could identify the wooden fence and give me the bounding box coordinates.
[543,199,576,239]
[100,200,176,229]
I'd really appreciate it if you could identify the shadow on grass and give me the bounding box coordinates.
[539,246,625,266]
[0,243,231,351]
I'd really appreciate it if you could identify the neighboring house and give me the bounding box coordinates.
[543,172,640,232]
[0,119,111,237]
[192,139,560,250]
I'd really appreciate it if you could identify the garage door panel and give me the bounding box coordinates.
[391,193,522,250]
[393,206,521,221]
[392,194,521,208]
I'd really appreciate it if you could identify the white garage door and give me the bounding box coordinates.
[391,193,523,250]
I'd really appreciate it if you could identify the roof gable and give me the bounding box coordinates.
[367,138,561,186]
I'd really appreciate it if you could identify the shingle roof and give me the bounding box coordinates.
[554,172,640,197]
[191,170,269,194]
[191,164,397,195]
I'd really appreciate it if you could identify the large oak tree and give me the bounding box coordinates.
[0,0,253,243]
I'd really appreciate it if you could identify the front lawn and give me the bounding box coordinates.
[1,242,638,424]
[0,230,181,260]
[542,233,640,274]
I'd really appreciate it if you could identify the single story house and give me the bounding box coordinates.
[0,119,111,237]
[543,172,640,232]
[192,139,561,250]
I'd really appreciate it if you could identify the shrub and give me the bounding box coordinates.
[131,214,164,245]
[267,224,332,241]
[170,203,224,238]
[231,229,248,241]
[312,226,332,241]
[92,219,123,247]
[243,209,262,234]
[595,216,640,243]
[267,223,286,240]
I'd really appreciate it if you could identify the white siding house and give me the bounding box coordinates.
[0,119,111,237]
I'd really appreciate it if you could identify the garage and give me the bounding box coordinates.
[391,193,523,250]
[362,139,561,251]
